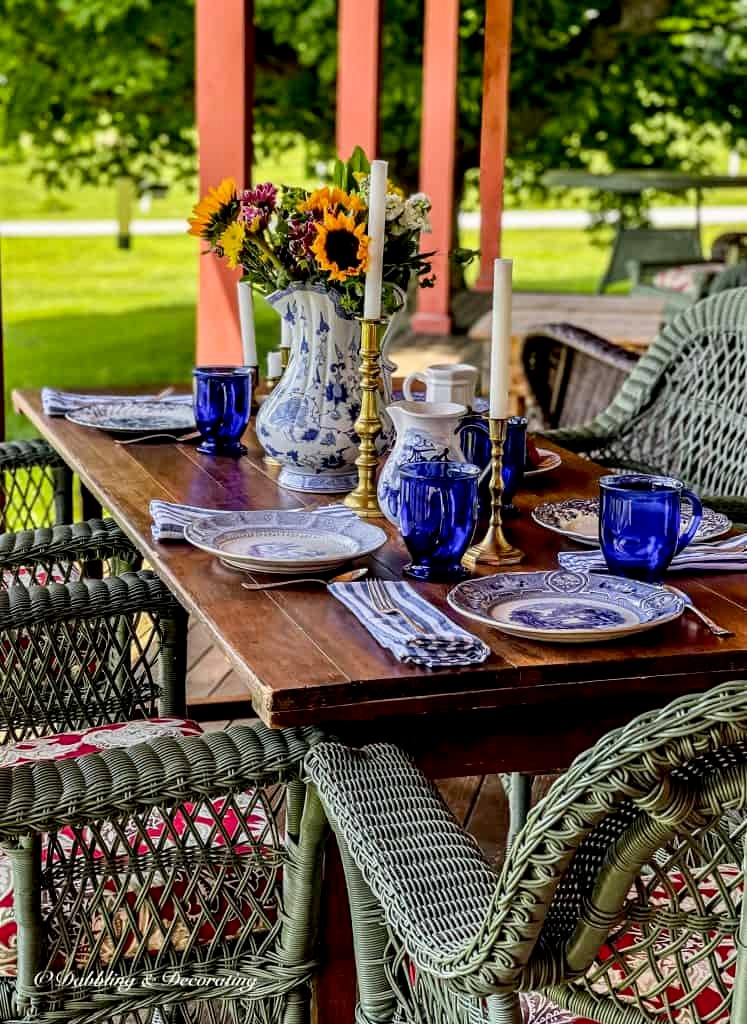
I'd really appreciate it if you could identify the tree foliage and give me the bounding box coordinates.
[0,0,744,197]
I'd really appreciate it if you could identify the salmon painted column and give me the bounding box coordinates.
[410,0,460,335]
[195,0,254,363]
[475,0,514,291]
[336,0,382,160]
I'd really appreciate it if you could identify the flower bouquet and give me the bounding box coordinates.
[188,149,434,316]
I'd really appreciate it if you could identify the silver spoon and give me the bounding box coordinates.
[663,584,734,637]
[241,567,368,591]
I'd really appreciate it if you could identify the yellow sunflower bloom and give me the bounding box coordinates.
[298,185,364,217]
[311,210,369,282]
[219,221,246,269]
[187,177,238,237]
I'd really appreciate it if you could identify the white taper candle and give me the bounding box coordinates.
[237,281,257,367]
[489,258,513,419]
[267,350,283,378]
[363,159,388,320]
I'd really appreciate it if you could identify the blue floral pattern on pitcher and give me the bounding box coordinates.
[256,284,402,493]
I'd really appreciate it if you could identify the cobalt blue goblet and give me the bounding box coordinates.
[599,473,703,583]
[193,366,253,457]
[458,415,527,516]
[399,461,480,581]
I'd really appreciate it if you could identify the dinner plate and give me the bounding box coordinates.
[184,510,387,574]
[65,400,196,437]
[447,570,684,643]
[524,448,562,478]
[532,497,731,546]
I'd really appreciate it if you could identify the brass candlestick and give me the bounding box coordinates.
[344,317,386,518]
[461,417,524,569]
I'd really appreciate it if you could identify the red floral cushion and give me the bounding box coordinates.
[0,719,275,975]
[651,262,723,295]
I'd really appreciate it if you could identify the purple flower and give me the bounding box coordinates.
[240,203,269,232]
[288,217,317,258]
[242,182,278,210]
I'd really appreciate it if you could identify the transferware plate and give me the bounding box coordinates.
[447,570,684,643]
[184,510,387,574]
[65,400,196,437]
[532,497,731,546]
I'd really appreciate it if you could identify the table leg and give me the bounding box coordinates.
[81,482,103,522]
[507,772,533,849]
[313,837,357,1024]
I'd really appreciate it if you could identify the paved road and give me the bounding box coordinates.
[0,205,744,238]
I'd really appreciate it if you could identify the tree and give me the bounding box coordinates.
[0,0,744,201]
[0,0,194,187]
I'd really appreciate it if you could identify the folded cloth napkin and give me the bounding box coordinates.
[329,580,491,669]
[558,532,747,574]
[150,500,356,542]
[42,388,192,417]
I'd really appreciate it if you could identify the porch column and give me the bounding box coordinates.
[475,0,514,291]
[336,0,382,160]
[410,0,460,335]
[195,0,254,363]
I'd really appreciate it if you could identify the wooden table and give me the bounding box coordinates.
[14,387,747,1020]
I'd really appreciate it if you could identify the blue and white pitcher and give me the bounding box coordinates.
[378,401,491,525]
[256,284,402,493]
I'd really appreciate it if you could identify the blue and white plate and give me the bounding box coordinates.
[65,400,196,437]
[532,498,731,546]
[184,510,387,574]
[447,570,684,643]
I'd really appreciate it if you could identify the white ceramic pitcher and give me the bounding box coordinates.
[377,400,490,526]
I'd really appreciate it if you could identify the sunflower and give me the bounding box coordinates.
[219,221,246,269]
[298,185,364,217]
[188,178,238,237]
[311,210,369,282]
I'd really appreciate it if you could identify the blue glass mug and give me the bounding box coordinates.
[458,415,527,515]
[599,473,703,582]
[193,366,253,457]
[399,462,480,581]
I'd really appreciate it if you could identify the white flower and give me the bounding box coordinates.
[385,193,405,221]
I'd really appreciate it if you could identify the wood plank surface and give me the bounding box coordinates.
[14,388,747,767]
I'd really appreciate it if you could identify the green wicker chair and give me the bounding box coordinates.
[542,287,747,525]
[0,570,329,1023]
[307,680,747,1024]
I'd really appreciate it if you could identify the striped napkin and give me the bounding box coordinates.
[329,580,490,669]
[42,388,193,417]
[558,532,747,573]
[150,500,355,542]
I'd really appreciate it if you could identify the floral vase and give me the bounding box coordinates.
[256,284,401,493]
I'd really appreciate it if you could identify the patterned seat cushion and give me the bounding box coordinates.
[652,263,723,295]
[0,719,274,975]
[526,866,738,1024]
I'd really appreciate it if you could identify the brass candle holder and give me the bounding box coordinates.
[344,317,386,518]
[461,417,524,569]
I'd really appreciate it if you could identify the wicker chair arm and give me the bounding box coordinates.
[0,439,64,471]
[0,724,326,837]
[0,569,177,629]
[522,323,640,374]
[0,518,138,569]
[306,741,498,978]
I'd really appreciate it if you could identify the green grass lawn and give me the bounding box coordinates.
[0,216,737,440]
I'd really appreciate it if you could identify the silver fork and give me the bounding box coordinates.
[663,584,735,638]
[367,578,425,633]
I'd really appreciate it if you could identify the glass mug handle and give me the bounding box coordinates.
[676,489,703,553]
[456,420,492,486]
[402,372,427,402]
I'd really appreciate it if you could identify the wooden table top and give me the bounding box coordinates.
[14,388,747,746]
[468,292,667,349]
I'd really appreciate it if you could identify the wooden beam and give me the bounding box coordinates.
[195,0,254,364]
[336,0,382,160]
[410,0,460,336]
[475,0,514,292]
